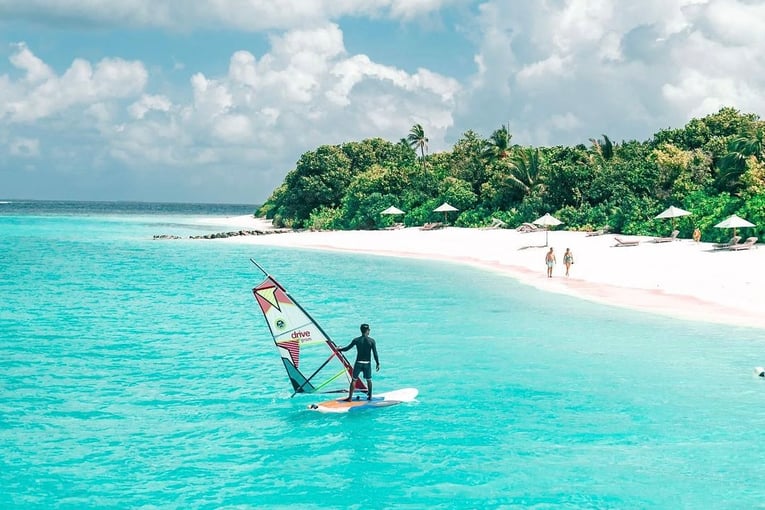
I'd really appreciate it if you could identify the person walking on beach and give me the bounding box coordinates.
[693,228,701,243]
[563,248,574,277]
[339,323,379,401]
[545,248,556,278]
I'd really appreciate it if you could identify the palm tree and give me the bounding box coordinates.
[407,124,428,171]
[589,134,615,164]
[717,126,765,191]
[507,147,545,197]
[483,125,513,163]
[730,126,764,159]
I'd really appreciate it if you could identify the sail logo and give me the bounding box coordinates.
[275,318,286,330]
[291,330,312,342]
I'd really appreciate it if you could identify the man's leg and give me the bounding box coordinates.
[345,363,362,401]
[345,378,357,401]
[365,364,373,400]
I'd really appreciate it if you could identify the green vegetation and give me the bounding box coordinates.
[257,107,765,242]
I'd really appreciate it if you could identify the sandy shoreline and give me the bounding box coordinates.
[215,216,765,330]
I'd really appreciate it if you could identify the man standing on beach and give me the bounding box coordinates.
[339,323,380,401]
[545,248,556,278]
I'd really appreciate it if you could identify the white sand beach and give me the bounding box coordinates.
[220,216,765,330]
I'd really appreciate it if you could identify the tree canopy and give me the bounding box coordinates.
[257,108,765,242]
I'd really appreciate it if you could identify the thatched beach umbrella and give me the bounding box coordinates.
[533,213,563,247]
[381,206,405,216]
[655,205,691,232]
[714,214,755,239]
[433,202,458,223]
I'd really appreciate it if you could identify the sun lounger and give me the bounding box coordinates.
[713,236,741,250]
[613,236,640,247]
[586,226,612,237]
[653,230,679,243]
[483,218,507,229]
[728,237,758,251]
[420,222,445,231]
[516,222,540,233]
[384,222,405,230]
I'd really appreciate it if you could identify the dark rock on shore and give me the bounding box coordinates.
[154,229,292,240]
[189,229,293,239]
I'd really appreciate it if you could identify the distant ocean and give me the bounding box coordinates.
[2,200,765,509]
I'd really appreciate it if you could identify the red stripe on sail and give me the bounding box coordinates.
[283,340,300,367]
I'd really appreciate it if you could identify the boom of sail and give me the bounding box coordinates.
[251,260,366,396]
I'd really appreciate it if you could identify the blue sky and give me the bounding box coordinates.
[1,0,764,204]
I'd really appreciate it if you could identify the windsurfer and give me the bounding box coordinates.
[339,323,380,401]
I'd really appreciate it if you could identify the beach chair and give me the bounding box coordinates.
[586,226,612,237]
[613,236,640,247]
[728,237,758,251]
[713,235,741,250]
[483,218,507,229]
[420,222,444,231]
[516,222,540,233]
[384,222,404,230]
[653,230,679,243]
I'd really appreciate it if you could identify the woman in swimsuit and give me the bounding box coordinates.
[563,248,574,277]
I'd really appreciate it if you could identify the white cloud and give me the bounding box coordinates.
[328,55,459,106]
[228,51,258,88]
[516,54,569,85]
[9,42,53,83]
[0,45,147,123]
[662,69,760,120]
[11,21,456,200]
[211,114,252,143]
[128,94,172,119]
[454,0,765,146]
[700,0,765,46]
[552,0,615,54]
[190,73,234,117]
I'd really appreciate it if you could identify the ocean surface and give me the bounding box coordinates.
[2,200,765,509]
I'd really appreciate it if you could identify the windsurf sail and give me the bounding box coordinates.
[250,259,366,397]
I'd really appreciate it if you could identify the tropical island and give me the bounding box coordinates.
[218,106,765,330]
[257,107,764,243]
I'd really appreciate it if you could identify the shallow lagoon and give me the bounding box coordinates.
[2,205,764,508]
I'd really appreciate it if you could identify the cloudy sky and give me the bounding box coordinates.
[1,0,764,204]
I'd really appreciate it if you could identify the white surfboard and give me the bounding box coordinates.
[308,387,419,413]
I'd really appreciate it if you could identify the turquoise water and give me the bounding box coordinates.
[2,201,765,509]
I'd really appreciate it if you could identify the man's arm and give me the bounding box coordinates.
[338,338,355,352]
[372,342,380,371]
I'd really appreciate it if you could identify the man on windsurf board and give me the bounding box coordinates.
[339,323,380,401]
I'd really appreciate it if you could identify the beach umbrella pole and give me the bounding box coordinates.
[532,213,563,247]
